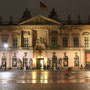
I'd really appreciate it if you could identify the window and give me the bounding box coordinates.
[23,52,28,66]
[84,37,89,47]
[2,38,7,47]
[63,37,68,47]
[73,37,79,47]
[24,38,29,47]
[12,53,17,67]
[52,55,57,67]
[74,55,79,66]
[51,37,57,48]
[63,53,68,67]
[12,37,18,48]
[2,53,6,66]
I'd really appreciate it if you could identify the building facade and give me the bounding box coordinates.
[0,15,90,69]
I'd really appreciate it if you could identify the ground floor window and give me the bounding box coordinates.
[74,53,79,66]
[63,53,68,67]
[12,53,17,67]
[23,52,28,67]
[2,53,6,67]
[52,53,57,67]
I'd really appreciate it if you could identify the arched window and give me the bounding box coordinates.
[2,53,6,66]
[12,53,17,67]
[52,53,57,67]
[63,53,68,67]
[74,53,79,66]
[23,52,28,66]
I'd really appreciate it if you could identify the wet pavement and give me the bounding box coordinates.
[0,69,90,90]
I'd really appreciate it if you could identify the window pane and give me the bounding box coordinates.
[2,38,7,47]
[63,37,68,47]
[13,37,18,48]
[84,37,89,47]
[51,37,57,48]
[24,38,29,47]
[73,37,79,47]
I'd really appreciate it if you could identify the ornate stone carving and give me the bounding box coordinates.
[35,37,47,49]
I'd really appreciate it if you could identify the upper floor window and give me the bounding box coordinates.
[51,37,57,48]
[1,34,9,47]
[24,38,29,47]
[62,37,68,47]
[84,37,89,47]
[73,37,79,47]
[2,38,8,47]
[12,37,18,48]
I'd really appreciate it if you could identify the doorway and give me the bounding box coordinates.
[37,55,44,69]
[37,59,44,69]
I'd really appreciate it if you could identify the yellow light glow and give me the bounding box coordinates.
[44,80,48,83]
[32,80,36,83]
[44,58,47,66]
[44,71,48,80]
[33,59,36,63]
[40,80,44,83]
[45,58,47,63]
[32,72,36,80]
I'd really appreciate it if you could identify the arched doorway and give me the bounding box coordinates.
[36,55,44,69]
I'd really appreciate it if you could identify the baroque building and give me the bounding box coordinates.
[0,14,90,69]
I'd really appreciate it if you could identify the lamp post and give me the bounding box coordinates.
[4,43,8,71]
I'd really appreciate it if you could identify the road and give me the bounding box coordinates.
[0,69,90,90]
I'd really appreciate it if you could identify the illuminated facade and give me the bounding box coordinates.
[0,15,90,69]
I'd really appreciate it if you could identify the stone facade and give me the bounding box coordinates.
[0,15,90,69]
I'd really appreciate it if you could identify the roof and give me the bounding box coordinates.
[19,15,61,25]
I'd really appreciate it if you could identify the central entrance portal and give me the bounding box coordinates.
[37,56,44,69]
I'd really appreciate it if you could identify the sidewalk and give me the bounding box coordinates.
[0,68,86,72]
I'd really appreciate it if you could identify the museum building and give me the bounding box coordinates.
[0,12,90,69]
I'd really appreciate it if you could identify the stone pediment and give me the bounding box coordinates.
[19,15,61,25]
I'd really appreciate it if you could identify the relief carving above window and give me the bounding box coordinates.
[51,30,58,36]
[82,32,90,35]
[1,34,9,38]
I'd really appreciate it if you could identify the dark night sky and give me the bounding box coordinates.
[0,0,90,21]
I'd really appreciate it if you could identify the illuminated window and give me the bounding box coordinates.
[2,53,6,66]
[52,52,57,67]
[74,53,79,66]
[12,37,18,48]
[51,37,57,48]
[24,38,29,47]
[63,53,68,67]
[63,37,68,47]
[73,37,79,47]
[84,37,89,47]
[2,38,7,47]
[23,52,28,66]
[12,53,17,67]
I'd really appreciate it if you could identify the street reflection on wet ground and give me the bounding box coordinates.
[0,70,90,83]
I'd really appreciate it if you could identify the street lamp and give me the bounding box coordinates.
[4,43,8,71]
[4,44,8,48]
